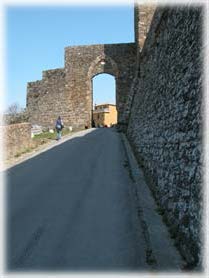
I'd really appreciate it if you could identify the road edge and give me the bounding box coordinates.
[120,132,184,272]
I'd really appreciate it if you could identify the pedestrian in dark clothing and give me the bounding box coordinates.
[55,116,64,140]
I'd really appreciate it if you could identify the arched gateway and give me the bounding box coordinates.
[26,4,157,129]
[27,43,136,129]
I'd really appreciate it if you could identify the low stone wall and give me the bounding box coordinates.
[3,122,32,159]
[127,6,203,267]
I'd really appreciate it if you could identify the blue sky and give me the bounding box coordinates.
[5,5,134,110]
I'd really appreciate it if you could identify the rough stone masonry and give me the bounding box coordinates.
[27,43,136,129]
[3,123,32,159]
[127,5,203,268]
[26,4,203,269]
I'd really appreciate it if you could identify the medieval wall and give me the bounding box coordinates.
[127,6,203,267]
[121,4,156,127]
[27,43,136,129]
[27,68,68,127]
[64,43,136,128]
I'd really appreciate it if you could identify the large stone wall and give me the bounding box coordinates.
[27,43,136,129]
[3,123,32,159]
[127,6,203,267]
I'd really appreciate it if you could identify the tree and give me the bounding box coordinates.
[4,103,29,125]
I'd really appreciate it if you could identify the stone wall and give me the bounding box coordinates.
[27,43,136,129]
[65,43,136,128]
[134,4,156,51]
[119,4,156,128]
[127,6,203,267]
[3,123,32,159]
[27,68,67,128]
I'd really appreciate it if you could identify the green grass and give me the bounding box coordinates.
[14,146,36,158]
[33,128,72,141]
[12,128,81,159]
[33,131,56,140]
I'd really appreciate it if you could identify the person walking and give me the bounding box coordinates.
[55,116,64,140]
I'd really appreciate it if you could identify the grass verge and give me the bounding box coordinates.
[9,128,82,162]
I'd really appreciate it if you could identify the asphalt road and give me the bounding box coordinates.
[6,128,148,271]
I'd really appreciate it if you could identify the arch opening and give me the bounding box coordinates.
[92,73,117,128]
[87,55,119,128]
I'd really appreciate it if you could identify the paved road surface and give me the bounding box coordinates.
[6,128,148,271]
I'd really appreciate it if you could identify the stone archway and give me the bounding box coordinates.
[27,43,136,129]
[87,55,119,127]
